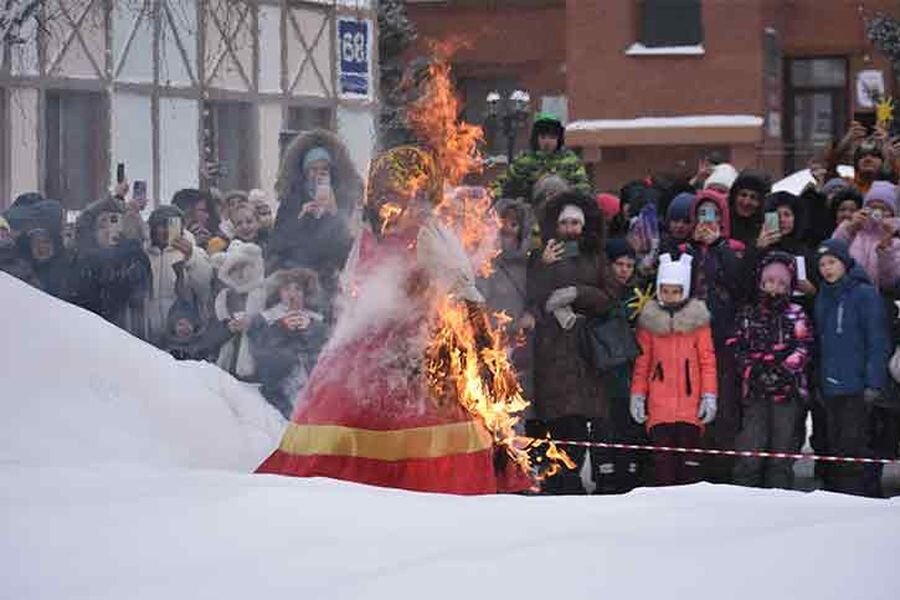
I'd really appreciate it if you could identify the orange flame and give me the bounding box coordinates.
[405,48,571,484]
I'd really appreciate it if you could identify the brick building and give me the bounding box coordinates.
[407,0,899,191]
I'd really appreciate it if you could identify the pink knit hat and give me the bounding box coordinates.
[595,193,621,219]
[760,261,793,292]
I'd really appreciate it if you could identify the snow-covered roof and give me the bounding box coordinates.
[567,115,764,132]
[625,43,706,56]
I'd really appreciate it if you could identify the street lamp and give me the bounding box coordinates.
[485,89,531,163]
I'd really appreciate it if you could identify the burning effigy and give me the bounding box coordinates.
[256,51,569,494]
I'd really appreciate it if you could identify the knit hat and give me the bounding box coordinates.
[760,260,793,292]
[656,253,693,300]
[558,204,585,225]
[816,238,853,269]
[302,146,332,171]
[605,237,636,262]
[595,193,621,219]
[822,177,850,197]
[703,163,739,192]
[730,169,771,198]
[863,181,899,215]
[666,192,695,222]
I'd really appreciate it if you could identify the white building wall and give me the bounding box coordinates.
[8,88,41,197]
[337,105,376,178]
[111,93,155,202]
[258,5,282,94]
[257,103,283,201]
[158,97,200,205]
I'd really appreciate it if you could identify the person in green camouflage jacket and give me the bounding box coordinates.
[492,113,591,203]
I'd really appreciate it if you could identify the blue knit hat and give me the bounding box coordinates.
[666,192,695,223]
[605,237,636,262]
[302,146,332,171]
[816,238,853,269]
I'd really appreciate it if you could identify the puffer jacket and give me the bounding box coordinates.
[145,215,213,344]
[631,299,718,430]
[814,265,891,397]
[831,217,900,292]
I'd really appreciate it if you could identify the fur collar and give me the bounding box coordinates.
[638,298,710,335]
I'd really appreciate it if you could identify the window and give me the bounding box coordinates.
[458,76,522,157]
[279,105,334,157]
[45,90,109,209]
[204,101,257,192]
[784,57,848,172]
[640,0,703,47]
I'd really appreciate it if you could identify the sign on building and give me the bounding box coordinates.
[336,17,373,100]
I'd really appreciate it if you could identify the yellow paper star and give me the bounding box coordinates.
[876,97,894,128]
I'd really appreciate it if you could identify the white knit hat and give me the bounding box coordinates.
[558,204,585,225]
[703,163,739,192]
[656,253,694,300]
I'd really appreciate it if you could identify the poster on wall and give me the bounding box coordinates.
[336,17,372,100]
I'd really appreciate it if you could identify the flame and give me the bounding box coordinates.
[378,202,404,236]
[404,49,572,485]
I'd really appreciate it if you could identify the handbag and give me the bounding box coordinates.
[578,309,641,373]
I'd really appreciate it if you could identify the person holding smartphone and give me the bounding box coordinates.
[143,205,213,345]
[527,191,617,494]
[267,131,362,319]
[831,181,900,292]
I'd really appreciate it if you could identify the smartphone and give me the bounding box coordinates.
[562,240,580,259]
[167,216,182,246]
[764,211,780,234]
[116,163,126,184]
[698,204,717,224]
[853,111,876,136]
[871,208,884,222]
[65,210,79,225]
[133,180,147,201]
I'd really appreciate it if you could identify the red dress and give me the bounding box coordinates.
[256,229,504,494]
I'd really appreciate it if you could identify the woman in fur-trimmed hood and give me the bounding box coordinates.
[267,130,361,311]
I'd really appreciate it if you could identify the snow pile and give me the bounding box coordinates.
[0,273,284,472]
[2,470,898,600]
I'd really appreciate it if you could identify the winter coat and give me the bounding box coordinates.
[71,237,151,338]
[527,192,616,420]
[249,305,327,417]
[631,299,718,430]
[814,265,891,397]
[728,170,770,248]
[211,241,266,379]
[0,245,39,287]
[144,233,213,345]
[679,190,747,347]
[831,218,900,292]
[478,198,533,320]
[730,295,813,403]
[492,115,590,202]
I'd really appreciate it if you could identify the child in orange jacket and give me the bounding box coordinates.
[630,253,718,485]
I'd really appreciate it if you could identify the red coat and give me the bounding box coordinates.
[631,299,717,430]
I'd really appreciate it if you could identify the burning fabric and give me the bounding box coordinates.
[257,54,570,493]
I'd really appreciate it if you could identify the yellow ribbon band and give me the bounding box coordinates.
[278,421,493,462]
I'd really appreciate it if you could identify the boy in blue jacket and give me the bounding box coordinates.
[814,239,891,496]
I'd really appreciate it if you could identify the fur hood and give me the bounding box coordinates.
[212,240,264,293]
[275,129,363,216]
[540,190,605,253]
[638,298,711,335]
[494,197,535,257]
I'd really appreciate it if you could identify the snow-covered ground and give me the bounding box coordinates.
[1,272,899,600]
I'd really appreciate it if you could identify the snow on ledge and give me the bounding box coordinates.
[625,42,706,56]
[567,115,764,132]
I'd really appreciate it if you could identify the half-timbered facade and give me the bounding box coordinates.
[1,0,378,209]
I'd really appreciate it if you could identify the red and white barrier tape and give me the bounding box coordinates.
[520,437,900,466]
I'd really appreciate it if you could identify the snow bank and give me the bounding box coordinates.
[0,273,284,472]
[2,468,897,600]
